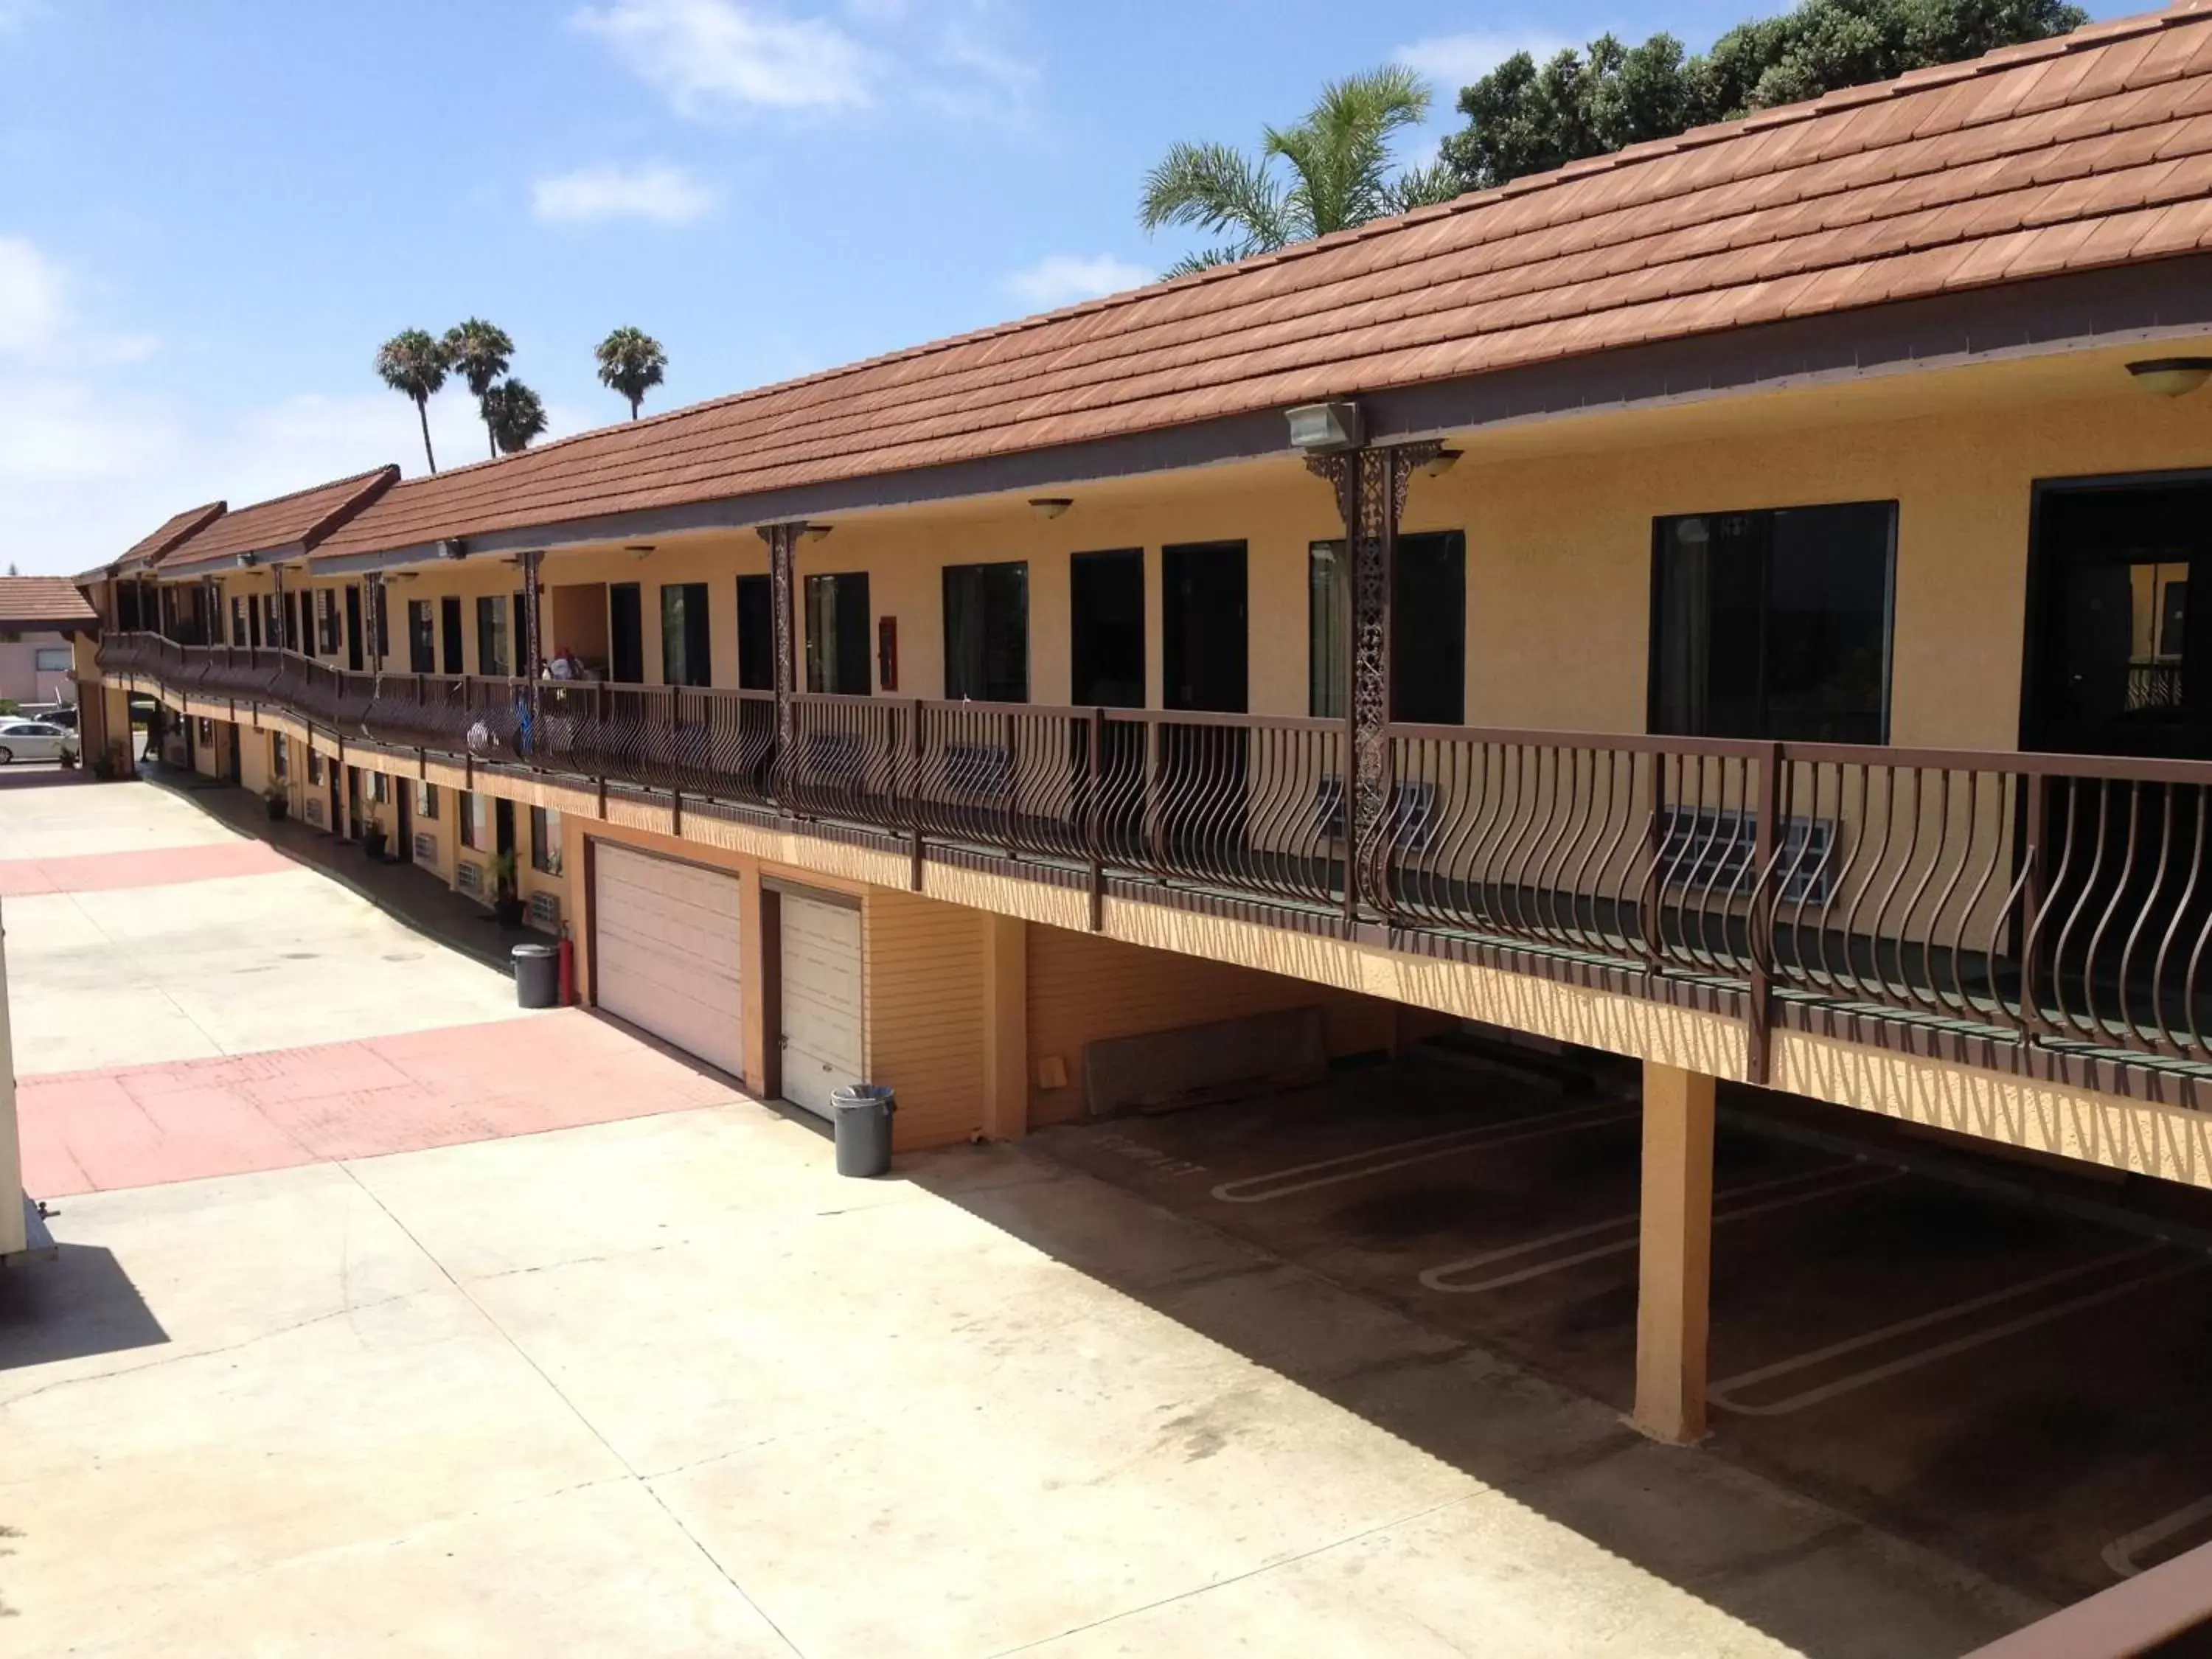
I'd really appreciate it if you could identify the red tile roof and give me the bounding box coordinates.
[0,577,100,630]
[161,467,399,573]
[312,1,2212,560]
[114,501,226,574]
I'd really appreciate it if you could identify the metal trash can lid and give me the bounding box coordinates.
[830,1084,896,1110]
[511,942,556,959]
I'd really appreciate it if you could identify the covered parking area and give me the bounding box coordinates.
[1031,1031,2212,1608]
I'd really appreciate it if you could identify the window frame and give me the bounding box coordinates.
[529,805,563,874]
[32,646,71,673]
[942,560,1029,703]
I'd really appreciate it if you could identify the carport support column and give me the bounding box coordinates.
[1635,1061,1717,1444]
[981,914,1028,1141]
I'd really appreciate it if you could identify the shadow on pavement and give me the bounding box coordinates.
[0,1244,167,1371]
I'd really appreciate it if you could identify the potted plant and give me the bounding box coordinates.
[490,850,525,928]
[55,742,78,770]
[263,785,288,823]
[360,810,389,861]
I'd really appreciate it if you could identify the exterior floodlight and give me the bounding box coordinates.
[438,537,469,560]
[1424,448,1462,479]
[1029,498,1073,519]
[2127,358,2212,397]
[1285,400,1363,453]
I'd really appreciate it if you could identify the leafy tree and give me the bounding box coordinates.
[443,319,515,459]
[373,329,451,474]
[596,327,668,420]
[1140,66,1461,276]
[1441,0,2088,191]
[481,380,549,456]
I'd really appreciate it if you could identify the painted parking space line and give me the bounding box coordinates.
[1208,1102,1634,1204]
[1419,1161,1901,1294]
[1709,1245,2200,1417]
[2103,1495,2212,1579]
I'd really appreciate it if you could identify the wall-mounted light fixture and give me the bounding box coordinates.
[1285,400,1363,453]
[1029,498,1073,520]
[2127,358,2212,397]
[387,571,420,584]
[624,543,655,561]
[438,538,469,560]
[1423,448,1462,479]
[804,523,833,543]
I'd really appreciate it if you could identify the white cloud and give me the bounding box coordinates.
[1394,29,1576,90]
[0,237,68,356]
[533,161,718,226]
[571,0,872,113]
[1001,253,1151,311]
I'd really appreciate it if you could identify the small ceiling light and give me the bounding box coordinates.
[1285,400,1364,453]
[1423,448,1462,480]
[1029,498,1073,520]
[625,543,655,560]
[803,523,833,543]
[2128,358,2212,397]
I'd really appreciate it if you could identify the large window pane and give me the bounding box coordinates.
[1307,532,1467,723]
[737,574,774,691]
[660,582,711,686]
[1309,541,1346,719]
[943,561,1029,703]
[476,595,509,678]
[1653,501,1893,744]
[408,600,435,672]
[805,572,871,695]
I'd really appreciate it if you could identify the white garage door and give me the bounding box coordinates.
[779,891,863,1119]
[593,844,744,1077]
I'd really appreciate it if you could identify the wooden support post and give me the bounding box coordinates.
[1635,1061,1716,1444]
[980,913,1029,1141]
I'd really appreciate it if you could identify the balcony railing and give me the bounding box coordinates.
[101,633,2212,1095]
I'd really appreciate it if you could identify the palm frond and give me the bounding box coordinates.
[1138,140,1287,256]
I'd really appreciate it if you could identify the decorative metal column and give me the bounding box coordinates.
[757,523,801,745]
[202,575,221,647]
[271,563,287,651]
[1305,439,1441,919]
[519,549,543,744]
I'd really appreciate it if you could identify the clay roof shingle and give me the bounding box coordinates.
[319,1,2212,560]
[113,501,226,575]
[0,577,100,630]
[161,467,399,574]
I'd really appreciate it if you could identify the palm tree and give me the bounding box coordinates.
[595,327,667,421]
[374,329,451,474]
[481,380,549,456]
[1139,66,1460,276]
[444,319,515,459]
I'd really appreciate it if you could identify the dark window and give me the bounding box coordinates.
[407,600,434,672]
[660,582,712,686]
[804,572,871,695]
[1163,541,1247,712]
[344,585,364,671]
[307,747,323,785]
[529,806,563,874]
[439,596,463,674]
[609,582,644,684]
[459,790,481,851]
[1307,532,1467,723]
[1652,502,1895,744]
[316,589,340,655]
[373,583,390,665]
[512,590,529,674]
[231,597,248,647]
[285,591,302,653]
[942,561,1029,703]
[416,779,438,821]
[271,733,288,780]
[737,574,774,691]
[476,595,509,678]
[1071,549,1144,708]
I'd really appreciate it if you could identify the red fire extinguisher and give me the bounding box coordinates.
[557,928,575,1006]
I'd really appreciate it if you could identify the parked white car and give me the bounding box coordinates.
[0,721,73,762]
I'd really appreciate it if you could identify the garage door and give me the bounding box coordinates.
[779,891,863,1119]
[592,844,744,1077]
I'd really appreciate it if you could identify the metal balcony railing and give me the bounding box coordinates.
[99,632,2212,1093]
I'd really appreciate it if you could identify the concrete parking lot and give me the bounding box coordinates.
[1034,1044,2212,1607]
[1,777,2045,1655]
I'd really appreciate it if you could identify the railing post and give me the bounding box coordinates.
[757,522,801,754]
[1745,742,1782,1087]
[519,549,543,758]
[2019,769,2047,1041]
[909,697,925,891]
[1088,706,1105,931]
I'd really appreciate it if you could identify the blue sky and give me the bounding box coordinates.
[0,0,2138,574]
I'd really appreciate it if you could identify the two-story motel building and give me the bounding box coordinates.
[70,6,2212,1453]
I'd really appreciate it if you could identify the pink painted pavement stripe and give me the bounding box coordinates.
[0,840,296,897]
[18,1009,747,1197]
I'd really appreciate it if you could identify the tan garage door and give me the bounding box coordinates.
[778,890,863,1119]
[593,844,744,1077]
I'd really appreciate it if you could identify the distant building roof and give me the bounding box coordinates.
[159,467,399,574]
[0,577,100,632]
[318,2,2212,560]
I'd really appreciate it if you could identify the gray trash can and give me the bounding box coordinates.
[512,942,559,1009]
[830,1085,896,1178]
